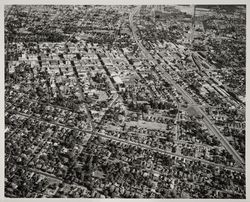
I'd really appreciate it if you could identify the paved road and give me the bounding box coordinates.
[71,67,95,132]
[9,110,92,134]
[192,52,245,113]
[129,8,194,104]
[98,93,119,125]
[4,5,14,23]
[9,108,244,173]
[95,131,244,173]
[5,113,33,140]
[8,162,90,194]
[129,6,149,58]
[129,7,245,169]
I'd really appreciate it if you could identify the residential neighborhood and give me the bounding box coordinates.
[4,5,246,199]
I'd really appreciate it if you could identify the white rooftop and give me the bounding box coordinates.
[113,75,123,84]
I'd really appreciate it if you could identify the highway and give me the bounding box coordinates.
[129,6,149,58]
[129,6,245,169]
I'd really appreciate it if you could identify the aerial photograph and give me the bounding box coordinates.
[4,4,246,198]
